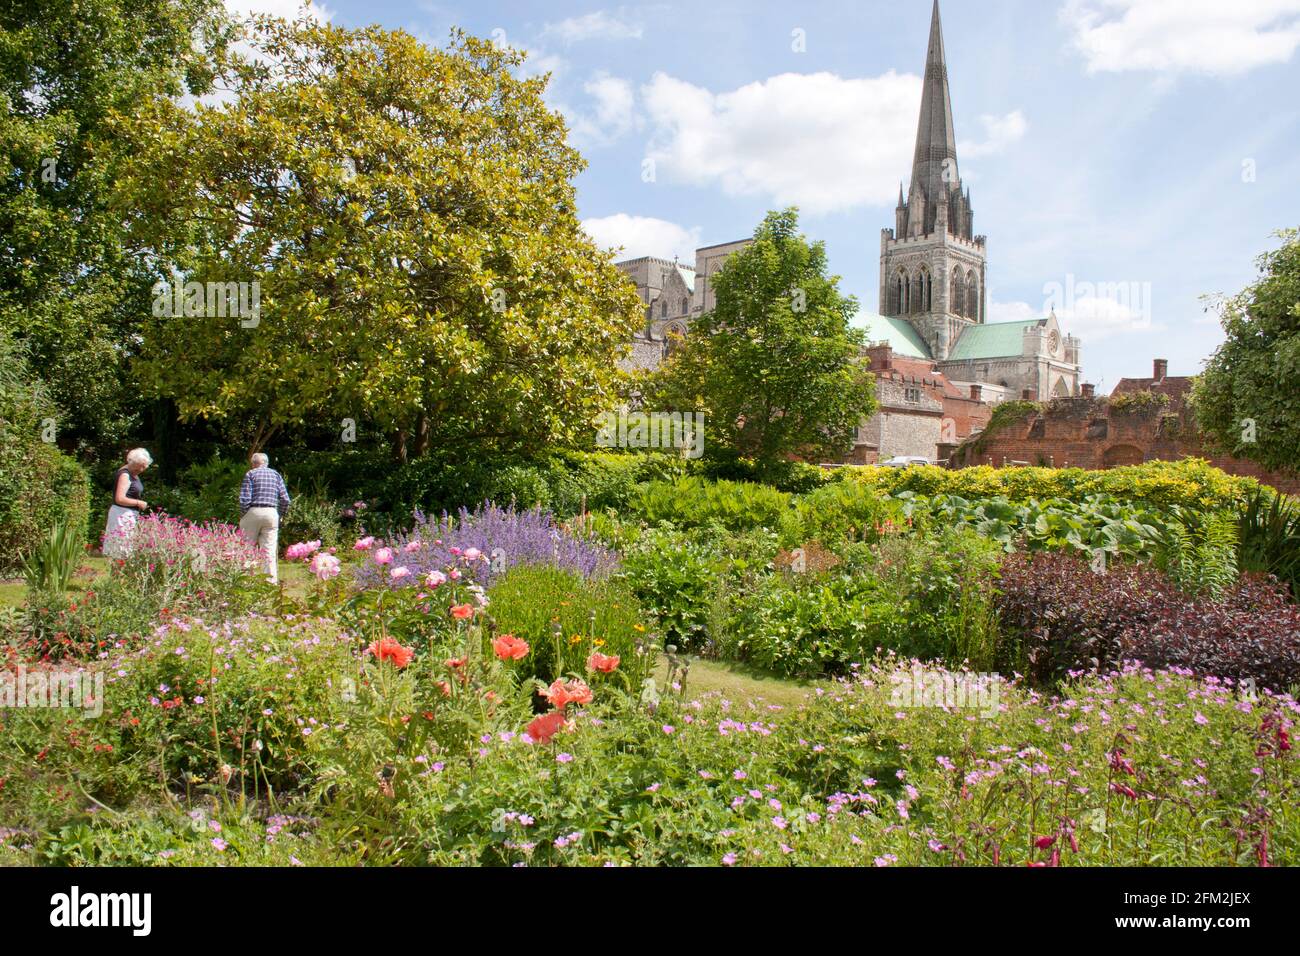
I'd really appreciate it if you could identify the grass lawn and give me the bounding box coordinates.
[655,657,820,708]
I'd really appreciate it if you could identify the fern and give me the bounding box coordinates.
[1157,511,1238,598]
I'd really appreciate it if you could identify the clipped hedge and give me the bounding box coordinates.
[841,459,1257,513]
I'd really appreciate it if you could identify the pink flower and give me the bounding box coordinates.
[403,540,422,553]
[373,547,394,565]
[425,570,447,587]
[285,540,321,560]
[310,552,340,580]
[390,566,411,581]
[464,547,482,562]
[353,536,375,551]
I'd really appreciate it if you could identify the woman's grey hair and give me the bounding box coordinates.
[126,448,153,468]
[250,452,269,468]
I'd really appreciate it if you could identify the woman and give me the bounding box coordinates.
[103,448,151,557]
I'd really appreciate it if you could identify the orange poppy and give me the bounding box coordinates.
[366,637,415,668]
[527,710,567,744]
[587,652,620,674]
[493,634,530,661]
[450,603,475,621]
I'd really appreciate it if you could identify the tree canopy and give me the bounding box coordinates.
[1192,228,1300,475]
[645,208,876,465]
[117,15,642,460]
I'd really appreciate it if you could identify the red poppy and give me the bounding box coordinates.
[539,678,594,710]
[450,604,475,621]
[527,710,567,744]
[445,656,467,670]
[493,634,530,661]
[586,651,620,674]
[366,637,415,668]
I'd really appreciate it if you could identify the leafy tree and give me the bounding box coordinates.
[0,0,231,454]
[1192,228,1300,475]
[118,16,642,461]
[646,208,876,465]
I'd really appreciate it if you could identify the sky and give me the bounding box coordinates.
[230,0,1300,390]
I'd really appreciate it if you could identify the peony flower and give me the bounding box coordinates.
[366,637,415,669]
[587,651,620,674]
[373,547,394,565]
[390,566,411,581]
[403,540,422,553]
[449,603,474,621]
[285,540,321,561]
[463,547,482,562]
[353,536,375,551]
[425,570,447,588]
[309,552,341,580]
[493,634,530,661]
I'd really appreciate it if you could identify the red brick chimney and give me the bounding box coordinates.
[1081,383,1095,398]
[1153,358,1168,381]
[969,384,982,401]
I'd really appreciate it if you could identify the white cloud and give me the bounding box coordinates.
[959,111,1028,158]
[562,72,640,145]
[582,214,702,262]
[224,0,331,22]
[1062,0,1300,76]
[541,11,644,44]
[640,70,921,215]
[991,276,1162,342]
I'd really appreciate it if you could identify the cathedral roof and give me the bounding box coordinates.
[853,312,933,359]
[946,318,1047,360]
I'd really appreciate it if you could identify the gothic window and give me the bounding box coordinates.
[681,297,689,314]
[903,272,911,314]
[950,269,963,317]
[661,300,668,318]
[917,267,932,312]
[965,271,979,320]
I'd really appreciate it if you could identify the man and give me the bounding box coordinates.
[238,452,291,583]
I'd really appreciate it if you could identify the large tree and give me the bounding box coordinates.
[117,15,642,461]
[646,208,876,464]
[0,0,231,455]
[1192,229,1300,474]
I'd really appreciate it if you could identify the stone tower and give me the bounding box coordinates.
[879,0,987,361]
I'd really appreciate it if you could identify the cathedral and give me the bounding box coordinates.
[616,0,1084,463]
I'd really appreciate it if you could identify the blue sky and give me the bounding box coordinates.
[238,0,1300,390]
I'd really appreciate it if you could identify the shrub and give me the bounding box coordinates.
[996,552,1300,691]
[630,476,792,532]
[278,494,342,549]
[619,526,724,651]
[844,459,1257,513]
[0,334,90,571]
[785,479,903,548]
[1238,486,1300,599]
[485,564,652,691]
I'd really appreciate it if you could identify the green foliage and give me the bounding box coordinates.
[1108,390,1170,414]
[784,479,903,548]
[719,529,1003,677]
[630,476,793,532]
[0,332,90,572]
[619,526,724,651]
[965,399,1039,455]
[1155,510,1240,599]
[20,516,84,594]
[646,208,877,463]
[0,0,232,455]
[485,564,651,689]
[121,18,642,456]
[1238,486,1300,599]
[845,458,1257,512]
[904,492,1171,560]
[1192,228,1300,475]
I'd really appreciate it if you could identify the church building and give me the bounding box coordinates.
[615,1,1084,463]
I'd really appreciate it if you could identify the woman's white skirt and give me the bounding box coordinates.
[102,505,138,558]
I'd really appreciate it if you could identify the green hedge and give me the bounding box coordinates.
[840,459,1257,513]
[0,335,90,571]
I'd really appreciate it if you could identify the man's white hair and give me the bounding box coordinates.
[126,448,153,467]
[250,452,269,468]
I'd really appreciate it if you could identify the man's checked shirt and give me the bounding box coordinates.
[240,466,292,516]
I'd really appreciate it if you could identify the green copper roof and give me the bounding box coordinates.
[676,264,696,293]
[947,318,1045,360]
[853,312,932,359]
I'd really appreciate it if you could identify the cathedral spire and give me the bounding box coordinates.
[908,0,962,237]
